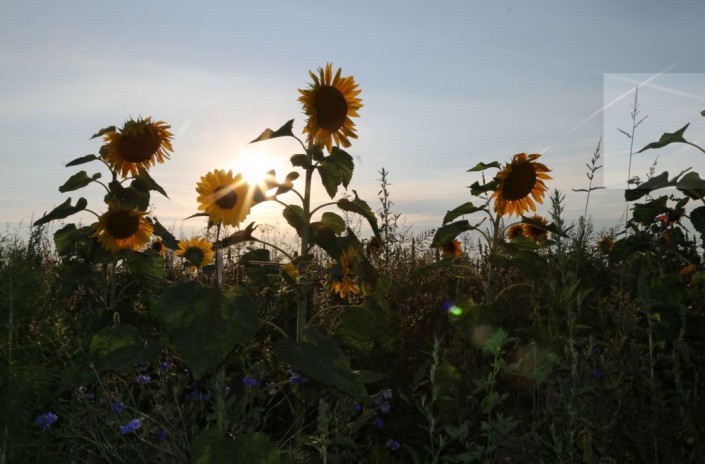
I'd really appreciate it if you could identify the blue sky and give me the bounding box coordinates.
[2,0,705,239]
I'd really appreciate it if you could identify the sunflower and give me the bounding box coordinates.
[281,262,300,282]
[151,240,166,255]
[596,235,615,254]
[94,205,153,253]
[196,169,254,227]
[332,246,360,299]
[522,215,549,242]
[491,153,551,217]
[298,63,362,152]
[507,223,524,240]
[441,239,463,258]
[176,237,214,271]
[102,117,173,178]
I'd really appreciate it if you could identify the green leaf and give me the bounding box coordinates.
[319,212,346,234]
[632,196,668,225]
[676,171,705,200]
[249,119,294,144]
[59,171,101,193]
[220,222,257,247]
[467,161,501,172]
[153,282,259,379]
[66,154,99,167]
[290,154,311,168]
[318,147,354,198]
[520,215,567,238]
[90,125,116,139]
[274,328,368,401]
[431,220,475,248]
[192,431,280,464]
[147,217,179,250]
[624,171,672,201]
[690,206,705,236]
[337,191,380,240]
[131,169,168,198]
[89,325,139,358]
[105,180,150,211]
[282,204,304,234]
[34,197,88,227]
[443,202,483,225]
[338,297,394,353]
[637,123,689,153]
[468,179,500,196]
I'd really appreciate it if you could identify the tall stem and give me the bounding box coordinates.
[296,164,314,342]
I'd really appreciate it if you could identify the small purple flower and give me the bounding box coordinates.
[374,416,384,430]
[159,361,175,372]
[382,388,392,399]
[136,363,149,372]
[136,374,152,385]
[111,401,125,413]
[156,429,169,441]
[374,394,383,406]
[35,412,58,432]
[242,377,258,388]
[288,370,308,384]
[352,403,362,412]
[119,418,142,435]
[380,401,390,414]
[591,369,606,380]
[388,438,400,451]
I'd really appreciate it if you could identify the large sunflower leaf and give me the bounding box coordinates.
[431,220,476,248]
[690,206,705,236]
[443,202,483,225]
[153,282,259,379]
[34,197,88,227]
[59,171,101,193]
[89,325,165,373]
[250,119,294,144]
[274,328,368,402]
[132,169,168,198]
[66,154,99,167]
[337,191,380,240]
[290,154,311,168]
[338,297,394,354]
[282,204,304,235]
[147,217,179,250]
[318,147,354,198]
[105,180,150,211]
[676,171,705,200]
[192,431,280,464]
[219,222,257,248]
[637,123,689,153]
[469,179,500,196]
[624,171,672,201]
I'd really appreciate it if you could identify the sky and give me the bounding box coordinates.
[2,0,705,242]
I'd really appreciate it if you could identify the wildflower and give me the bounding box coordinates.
[176,237,214,271]
[136,374,151,385]
[35,412,58,432]
[381,388,392,399]
[380,402,391,414]
[289,369,308,384]
[196,169,255,227]
[79,386,95,400]
[441,239,462,258]
[242,377,258,388]
[111,401,125,413]
[119,418,142,435]
[156,429,169,441]
[388,438,400,451]
[159,360,175,372]
[507,223,524,240]
[331,246,360,299]
[656,208,686,226]
[151,239,167,255]
[374,416,384,430]
[94,204,153,253]
[596,235,615,254]
[491,153,551,217]
[374,394,383,406]
[102,117,173,178]
[522,215,549,242]
[352,403,362,413]
[299,63,362,152]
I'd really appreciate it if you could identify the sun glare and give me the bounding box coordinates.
[231,148,279,187]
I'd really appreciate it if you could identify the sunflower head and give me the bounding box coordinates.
[596,235,615,254]
[102,117,173,178]
[94,204,153,253]
[490,153,551,217]
[281,262,300,283]
[507,224,524,240]
[176,237,214,271]
[298,63,362,152]
[196,169,254,227]
[331,246,360,299]
[151,240,166,255]
[522,215,549,243]
[441,239,463,258]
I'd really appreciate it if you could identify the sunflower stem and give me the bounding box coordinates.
[296,162,314,343]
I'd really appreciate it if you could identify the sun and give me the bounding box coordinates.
[231,148,276,186]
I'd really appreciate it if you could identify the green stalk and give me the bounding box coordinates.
[296,163,314,343]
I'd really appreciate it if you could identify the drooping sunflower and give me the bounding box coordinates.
[196,169,253,227]
[176,237,214,271]
[596,235,615,254]
[507,223,524,240]
[102,117,173,178]
[441,239,463,258]
[298,63,362,152]
[522,215,549,243]
[94,205,153,253]
[491,153,551,217]
[332,246,360,299]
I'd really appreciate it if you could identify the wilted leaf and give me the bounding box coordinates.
[337,191,380,240]
[66,154,99,167]
[443,202,483,225]
[59,171,101,193]
[249,119,294,143]
[147,217,179,250]
[220,222,257,247]
[467,161,501,172]
[90,126,116,139]
[132,169,168,198]
[637,123,689,153]
[34,197,88,227]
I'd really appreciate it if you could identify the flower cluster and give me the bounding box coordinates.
[119,418,142,435]
[35,412,58,432]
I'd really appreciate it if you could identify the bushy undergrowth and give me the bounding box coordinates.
[2,67,705,463]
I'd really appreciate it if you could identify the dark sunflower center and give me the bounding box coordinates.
[152,241,164,252]
[184,247,204,266]
[502,162,537,201]
[105,211,139,239]
[214,186,238,209]
[117,129,162,163]
[314,85,348,132]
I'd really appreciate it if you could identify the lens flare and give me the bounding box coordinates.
[443,301,463,316]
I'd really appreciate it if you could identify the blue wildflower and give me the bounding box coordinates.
[35,412,58,432]
[159,360,175,372]
[374,416,384,430]
[119,418,142,435]
[382,388,392,399]
[242,377,258,388]
[156,429,169,441]
[111,401,125,413]
[388,438,400,451]
[288,370,308,384]
[136,374,151,385]
[380,401,390,414]
[374,394,383,406]
[352,403,362,412]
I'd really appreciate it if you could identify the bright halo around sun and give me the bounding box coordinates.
[231,147,280,188]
